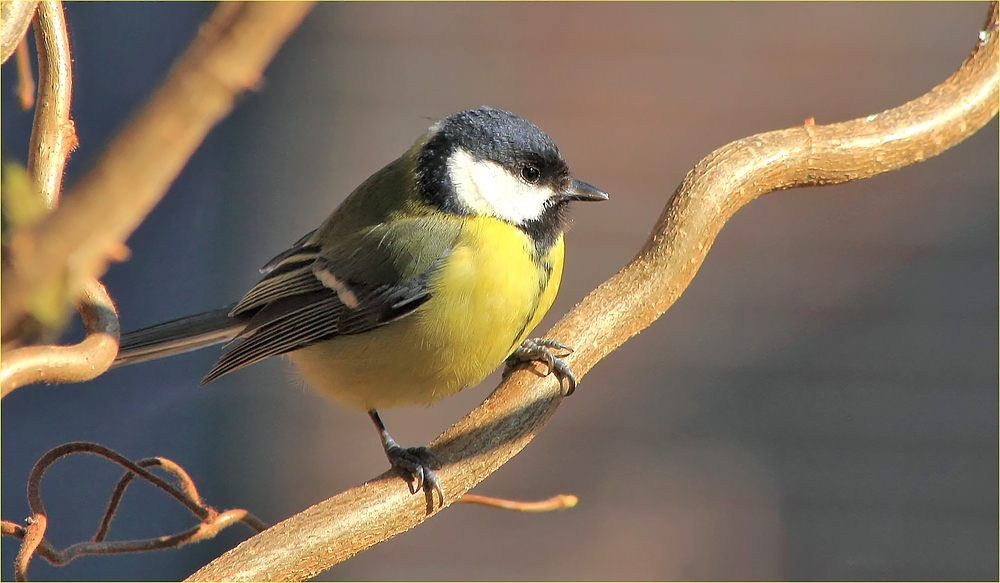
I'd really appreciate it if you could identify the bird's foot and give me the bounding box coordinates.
[503,338,578,395]
[369,409,443,506]
[384,443,443,503]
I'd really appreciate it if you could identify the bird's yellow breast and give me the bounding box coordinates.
[288,216,564,410]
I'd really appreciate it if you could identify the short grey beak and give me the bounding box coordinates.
[562,178,609,202]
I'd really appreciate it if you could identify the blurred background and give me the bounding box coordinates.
[2,2,997,580]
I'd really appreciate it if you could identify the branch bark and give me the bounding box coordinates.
[0,1,315,338]
[188,4,998,581]
[0,1,120,398]
[0,279,119,397]
[27,0,74,209]
[0,0,37,64]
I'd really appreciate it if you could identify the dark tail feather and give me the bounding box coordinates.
[113,306,247,368]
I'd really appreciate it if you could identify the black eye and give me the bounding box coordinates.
[520,165,541,184]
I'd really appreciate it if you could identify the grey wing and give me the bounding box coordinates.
[200,251,444,385]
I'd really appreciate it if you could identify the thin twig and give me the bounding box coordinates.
[28,443,210,520]
[13,514,46,582]
[2,520,66,573]
[94,456,264,541]
[15,36,35,110]
[94,457,207,542]
[457,493,578,512]
[0,0,37,64]
[1,1,312,392]
[2,442,265,580]
[188,4,998,581]
[27,0,75,209]
[0,2,315,338]
[1,278,121,397]
[0,1,120,398]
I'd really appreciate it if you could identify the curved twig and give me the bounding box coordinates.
[92,455,264,541]
[13,514,46,582]
[27,0,75,209]
[15,37,35,110]
[27,444,210,529]
[0,1,120,398]
[0,0,37,64]
[0,278,120,397]
[188,4,998,581]
[456,493,579,513]
[2,442,265,580]
[0,2,315,338]
[95,457,206,542]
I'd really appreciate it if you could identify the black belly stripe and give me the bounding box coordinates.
[508,258,554,353]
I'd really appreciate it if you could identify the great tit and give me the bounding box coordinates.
[113,106,608,500]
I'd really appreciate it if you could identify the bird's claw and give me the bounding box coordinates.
[385,445,443,503]
[504,338,579,395]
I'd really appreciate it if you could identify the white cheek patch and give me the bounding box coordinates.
[446,148,557,225]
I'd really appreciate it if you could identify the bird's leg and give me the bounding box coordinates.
[503,338,578,395]
[368,409,443,504]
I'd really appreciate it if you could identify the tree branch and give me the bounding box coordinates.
[0,1,119,398]
[2,443,265,580]
[27,0,75,209]
[0,1,315,338]
[187,4,998,581]
[15,37,35,110]
[0,278,119,397]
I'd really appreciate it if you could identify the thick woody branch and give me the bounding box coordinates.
[188,4,998,581]
[0,1,315,338]
[0,0,37,64]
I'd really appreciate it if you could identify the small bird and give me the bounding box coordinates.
[114,106,608,501]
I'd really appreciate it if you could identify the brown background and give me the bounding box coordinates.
[2,3,996,580]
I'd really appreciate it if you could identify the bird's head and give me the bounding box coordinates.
[416,106,607,243]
